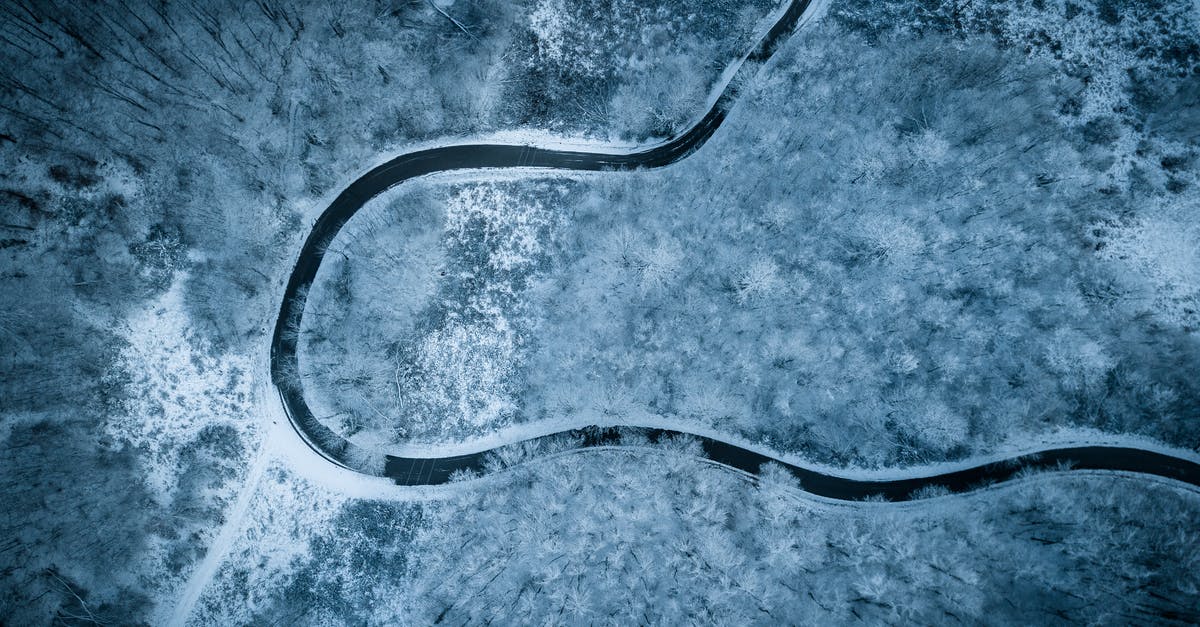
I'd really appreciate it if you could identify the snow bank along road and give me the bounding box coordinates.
[269,0,1200,500]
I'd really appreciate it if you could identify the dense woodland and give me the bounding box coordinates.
[3,0,1199,623]
[411,450,1200,625]
[192,439,1200,625]
[0,0,778,622]
[305,0,1200,468]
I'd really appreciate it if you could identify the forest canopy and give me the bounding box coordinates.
[3,0,1199,623]
[0,0,784,622]
[302,14,1200,467]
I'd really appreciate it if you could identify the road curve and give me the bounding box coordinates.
[269,0,1200,500]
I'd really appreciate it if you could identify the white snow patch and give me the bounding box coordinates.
[445,185,553,273]
[411,318,519,431]
[1095,200,1200,327]
[107,275,256,499]
[529,0,570,65]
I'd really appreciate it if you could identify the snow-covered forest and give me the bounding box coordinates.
[3,0,1199,623]
[190,438,1200,624]
[302,0,1200,467]
[0,0,781,621]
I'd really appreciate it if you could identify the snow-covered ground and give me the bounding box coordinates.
[109,277,258,498]
[100,275,263,622]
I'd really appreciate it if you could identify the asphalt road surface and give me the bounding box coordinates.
[269,0,1200,499]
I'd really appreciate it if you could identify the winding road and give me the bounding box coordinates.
[269,0,1200,500]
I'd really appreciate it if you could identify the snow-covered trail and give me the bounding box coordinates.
[167,441,271,627]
